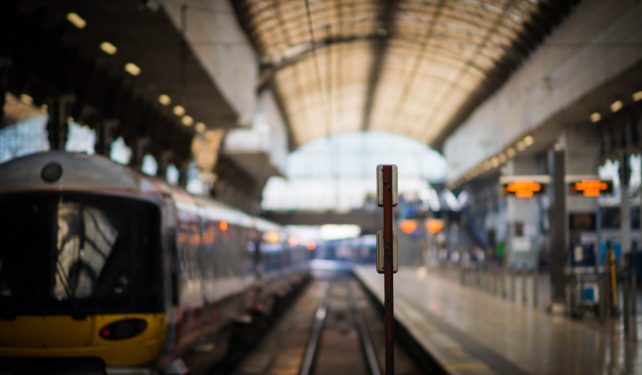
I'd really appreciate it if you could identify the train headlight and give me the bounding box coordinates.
[99,318,148,340]
[41,162,63,183]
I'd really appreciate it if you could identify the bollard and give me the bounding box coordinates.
[532,269,538,309]
[510,268,516,301]
[608,247,618,314]
[522,268,527,306]
[629,269,638,342]
[599,274,608,324]
[623,273,630,338]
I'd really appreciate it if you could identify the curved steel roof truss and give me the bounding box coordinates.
[232,0,579,149]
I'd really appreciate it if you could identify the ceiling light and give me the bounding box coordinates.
[523,135,534,146]
[516,141,526,151]
[158,94,171,106]
[173,105,185,116]
[19,94,33,105]
[633,91,642,102]
[100,41,117,55]
[590,112,601,123]
[491,157,499,168]
[124,63,141,76]
[181,115,194,126]
[610,100,623,113]
[498,153,507,163]
[195,122,206,133]
[506,148,516,158]
[67,12,86,29]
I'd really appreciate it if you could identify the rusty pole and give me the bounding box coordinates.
[383,165,394,374]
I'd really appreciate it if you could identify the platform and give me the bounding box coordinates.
[355,266,642,375]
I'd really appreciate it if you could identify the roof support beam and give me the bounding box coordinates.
[360,0,399,131]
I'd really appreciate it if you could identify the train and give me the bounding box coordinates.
[0,151,311,375]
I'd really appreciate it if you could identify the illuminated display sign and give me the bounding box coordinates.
[569,180,613,197]
[425,219,444,234]
[502,181,545,198]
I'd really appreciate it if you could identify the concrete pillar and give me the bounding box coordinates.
[549,127,601,311]
[95,119,118,157]
[46,95,75,150]
[177,161,190,188]
[129,137,150,170]
[549,146,567,309]
[620,153,631,256]
[504,156,541,269]
[156,150,174,179]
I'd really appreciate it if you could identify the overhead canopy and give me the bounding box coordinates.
[233,0,576,149]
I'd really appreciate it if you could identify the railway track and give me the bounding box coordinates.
[223,269,425,375]
[300,279,381,375]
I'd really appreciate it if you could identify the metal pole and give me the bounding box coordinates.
[623,273,630,338]
[510,267,516,301]
[629,269,638,341]
[522,267,527,305]
[383,166,394,375]
[532,269,538,309]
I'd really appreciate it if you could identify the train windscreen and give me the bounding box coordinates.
[0,193,162,315]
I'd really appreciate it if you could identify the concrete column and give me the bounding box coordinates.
[549,127,601,311]
[177,161,190,188]
[129,137,150,170]
[620,153,631,256]
[95,119,118,157]
[46,95,75,150]
[549,147,567,309]
[504,157,541,270]
[156,150,174,179]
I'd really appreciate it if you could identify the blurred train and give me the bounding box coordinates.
[0,151,311,375]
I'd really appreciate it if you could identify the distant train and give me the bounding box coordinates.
[0,151,310,374]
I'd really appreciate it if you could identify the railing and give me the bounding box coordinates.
[426,260,639,341]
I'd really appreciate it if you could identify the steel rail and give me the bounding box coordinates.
[299,287,330,375]
[349,283,383,375]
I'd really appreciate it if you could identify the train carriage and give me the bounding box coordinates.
[0,151,309,375]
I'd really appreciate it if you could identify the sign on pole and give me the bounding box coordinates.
[376,164,397,375]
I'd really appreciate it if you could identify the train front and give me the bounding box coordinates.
[0,152,167,374]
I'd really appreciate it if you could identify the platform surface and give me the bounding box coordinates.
[355,266,642,375]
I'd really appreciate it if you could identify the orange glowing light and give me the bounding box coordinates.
[306,242,316,251]
[266,231,279,243]
[503,181,541,198]
[288,237,299,246]
[425,220,444,234]
[570,180,610,197]
[400,220,418,234]
[219,221,228,231]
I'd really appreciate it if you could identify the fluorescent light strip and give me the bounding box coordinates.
[158,94,171,106]
[67,13,86,29]
[173,105,185,116]
[100,41,117,55]
[611,100,623,113]
[124,63,141,76]
[182,115,194,126]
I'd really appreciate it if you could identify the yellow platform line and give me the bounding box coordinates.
[449,348,469,358]
[443,363,489,370]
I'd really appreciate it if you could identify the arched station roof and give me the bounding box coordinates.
[232,0,578,150]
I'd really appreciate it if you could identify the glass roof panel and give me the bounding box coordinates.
[235,0,566,148]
